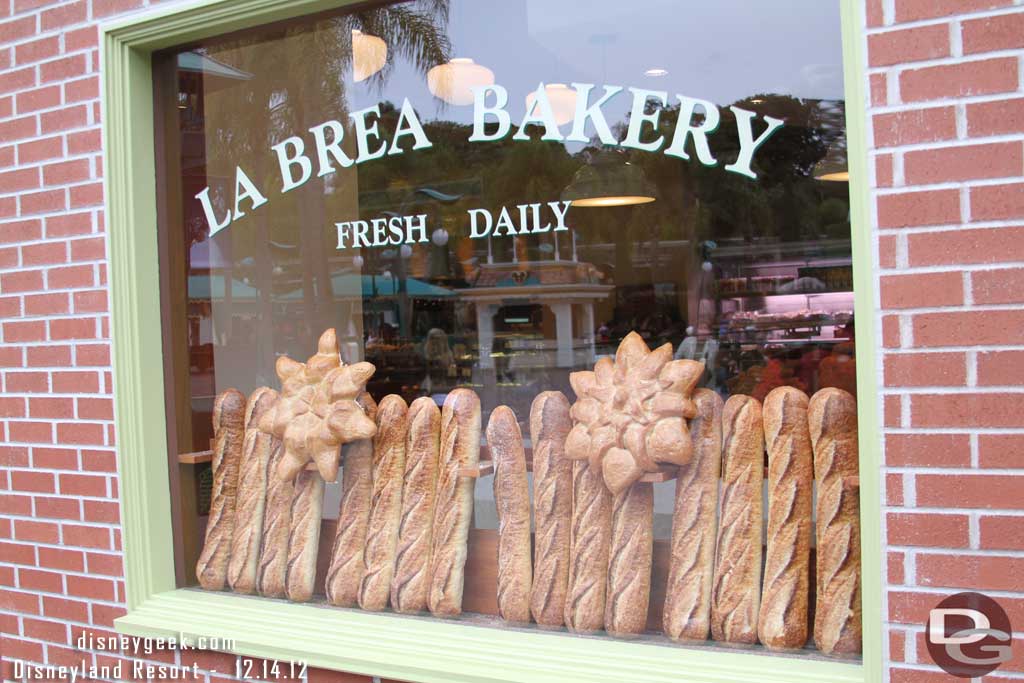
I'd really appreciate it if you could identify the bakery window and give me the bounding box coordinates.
[118,0,872,678]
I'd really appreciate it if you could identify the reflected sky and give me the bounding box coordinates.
[346,0,844,142]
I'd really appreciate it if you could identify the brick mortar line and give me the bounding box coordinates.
[883,466,1024,474]
[865,45,1024,74]
[870,135,1024,155]
[867,92,1024,115]
[886,506,1024,516]
[874,175,1024,193]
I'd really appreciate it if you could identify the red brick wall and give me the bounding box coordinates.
[0,1,1022,682]
[866,0,1024,680]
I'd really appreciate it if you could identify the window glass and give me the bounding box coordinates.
[161,0,856,656]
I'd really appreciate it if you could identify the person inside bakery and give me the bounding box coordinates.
[421,327,454,396]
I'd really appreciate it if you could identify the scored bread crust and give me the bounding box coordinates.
[489,405,533,623]
[428,388,480,616]
[391,397,442,614]
[256,431,293,598]
[196,388,246,591]
[529,391,573,628]
[285,468,325,602]
[604,481,654,636]
[710,394,764,645]
[564,460,612,632]
[663,388,722,641]
[809,388,862,655]
[757,386,813,650]
[325,393,378,607]
[227,387,279,595]
[359,395,409,611]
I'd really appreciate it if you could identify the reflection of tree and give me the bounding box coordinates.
[198,1,450,370]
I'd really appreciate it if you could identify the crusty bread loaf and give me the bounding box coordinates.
[325,393,378,607]
[359,395,409,611]
[809,388,862,655]
[758,387,813,650]
[529,391,573,628]
[604,481,654,636]
[256,434,292,598]
[285,468,325,602]
[391,397,441,614]
[710,394,764,645]
[564,460,612,632]
[196,389,246,591]
[664,388,722,641]
[488,405,532,623]
[428,388,480,616]
[227,387,279,595]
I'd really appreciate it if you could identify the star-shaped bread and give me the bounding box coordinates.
[565,331,705,494]
[259,328,377,483]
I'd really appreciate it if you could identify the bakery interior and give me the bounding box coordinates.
[159,0,859,658]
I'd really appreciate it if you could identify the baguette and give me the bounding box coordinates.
[663,388,722,641]
[604,481,654,636]
[564,460,612,632]
[256,434,292,598]
[758,387,813,650]
[809,388,862,655]
[325,393,378,607]
[391,397,442,614]
[529,391,573,628]
[428,388,480,616]
[710,394,764,645]
[285,467,325,602]
[359,395,409,611]
[196,389,246,591]
[227,387,279,594]
[488,405,532,623]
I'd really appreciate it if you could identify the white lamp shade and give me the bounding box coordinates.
[352,30,387,83]
[525,83,578,126]
[427,58,495,106]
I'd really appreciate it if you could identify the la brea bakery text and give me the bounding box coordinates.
[196,81,783,239]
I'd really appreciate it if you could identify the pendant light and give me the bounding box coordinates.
[525,83,578,126]
[352,29,387,83]
[562,150,657,207]
[427,58,494,106]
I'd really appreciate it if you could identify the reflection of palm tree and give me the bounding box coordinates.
[200,1,450,372]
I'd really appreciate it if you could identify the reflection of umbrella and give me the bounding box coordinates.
[778,276,827,293]
[279,274,453,300]
[187,275,260,300]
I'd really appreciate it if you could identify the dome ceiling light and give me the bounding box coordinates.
[352,29,387,83]
[427,58,495,106]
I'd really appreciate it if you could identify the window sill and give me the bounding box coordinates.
[116,589,863,683]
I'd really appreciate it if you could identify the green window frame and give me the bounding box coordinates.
[104,1,882,681]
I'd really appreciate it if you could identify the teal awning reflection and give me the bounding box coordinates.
[188,273,452,301]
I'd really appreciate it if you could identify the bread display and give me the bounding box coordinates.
[391,397,442,614]
[663,388,722,642]
[227,387,280,595]
[196,388,246,591]
[564,460,612,632]
[189,326,864,658]
[528,391,573,628]
[711,395,764,645]
[359,395,409,611]
[809,388,862,655]
[488,405,532,623]
[285,468,325,602]
[258,328,377,483]
[256,434,294,598]
[428,388,480,616]
[605,481,654,636]
[325,393,378,607]
[758,386,813,650]
[565,332,704,494]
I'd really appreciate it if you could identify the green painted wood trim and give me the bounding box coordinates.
[840,1,884,682]
[103,0,879,680]
[119,589,863,683]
